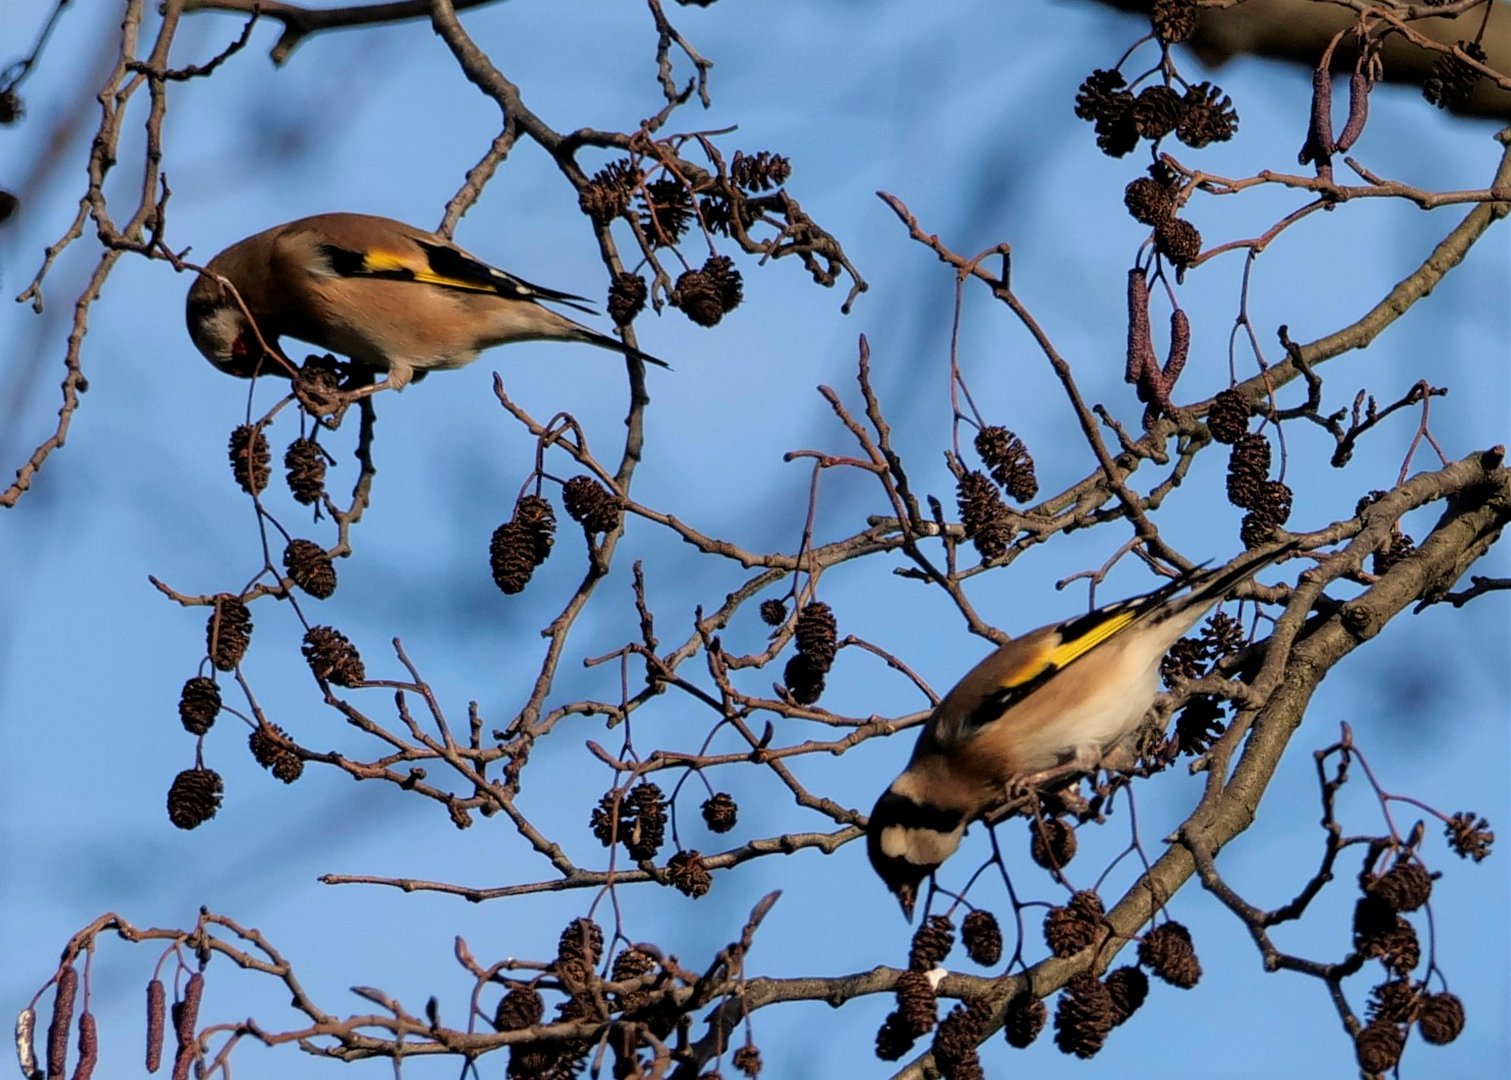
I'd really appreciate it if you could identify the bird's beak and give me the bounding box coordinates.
[896,884,916,922]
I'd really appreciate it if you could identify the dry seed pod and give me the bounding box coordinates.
[1206,388,1250,444]
[1105,965,1149,1026]
[666,850,712,897]
[908,915,955,971]
[1150,0,1197,43]
[608,272,648,326]
[1154,217,1202,268]
[1029,816,1078,869]
[562,475,621,535]
[283,539,337,599]
[1004,991,1047,1049]
[1417,991,1465,1045]
[1124,176,1175,226]
[759,598,787,626]
[1355,1018,1405,1074]
[228,424,270,495]
[283,438,327,505]
[494,987,544,1032]
[206,596,252,672]
[1177,81,1239,147]
[557,917,604,968]
[670,268,724,327]
[731,150,791,191]
[893,970,937,1038]
[301,626,365,686]
[957,470,1013,559]
[167,768,223,830]
[874,1010,917,1061]
[701,792,738,833]
[1139,921,1201,988]
[513,494,556,565]
[640,177,692,245]
[1053,972,1115,1059]
[249,723,303,783]
[961,910,1003,967]
[782,652,826,705]
[177,677,220,735]
[488,521,537,594]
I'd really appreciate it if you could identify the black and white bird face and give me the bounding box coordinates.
[866,787,967,921]
[185,275,262,378]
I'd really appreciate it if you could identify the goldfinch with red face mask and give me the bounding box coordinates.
[866,543,1297,920]
[184,213,667,389]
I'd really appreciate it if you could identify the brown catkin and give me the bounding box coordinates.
[146,980,165,1073]
[875,1010,917,1061]
[640,177,693,245]
[74,1010,98,1080]
[47,965,78,1079]
[783,652,827,705]
[171,973,204,1080]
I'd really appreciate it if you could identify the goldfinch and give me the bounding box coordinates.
[866,543,1297,919]
[184,212,667,388]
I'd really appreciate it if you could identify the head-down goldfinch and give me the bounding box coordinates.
[866,543,1297,919]
[184,212,666,389]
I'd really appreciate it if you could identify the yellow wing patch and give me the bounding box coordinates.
[1037,607,1138,674]
[360,248,496,293]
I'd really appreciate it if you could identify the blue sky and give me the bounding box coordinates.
[2,2,1507,1077]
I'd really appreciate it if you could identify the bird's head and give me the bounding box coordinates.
[866,786,967,922]
[185,270,273,379]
